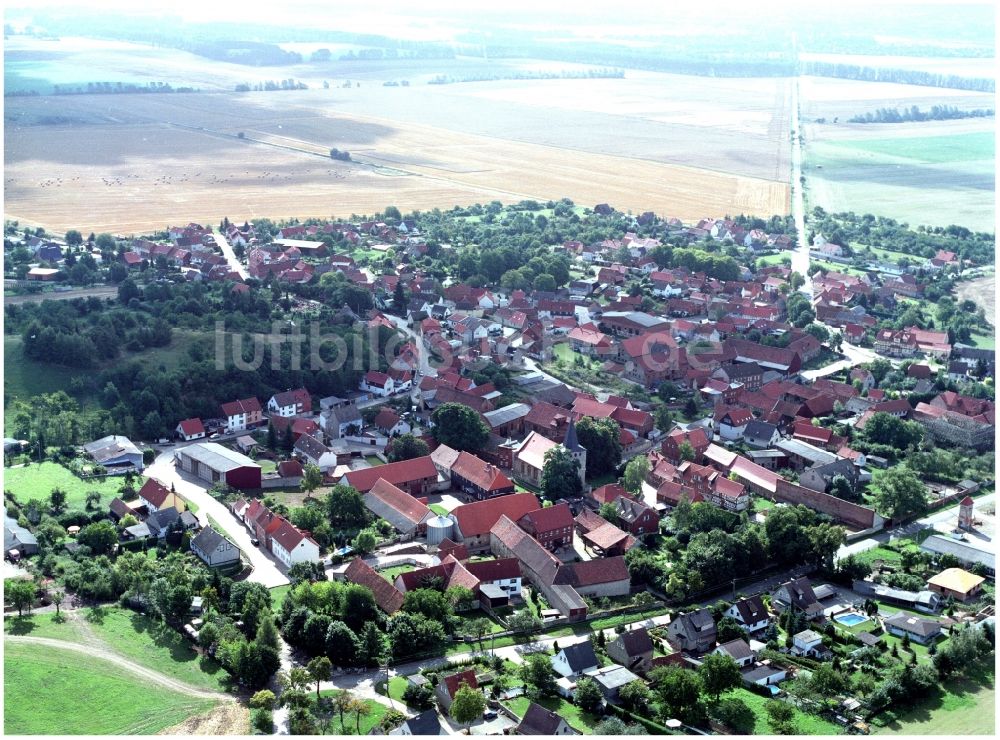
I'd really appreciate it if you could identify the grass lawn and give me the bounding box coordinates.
[753,497,776,512]
[4,612,83,640]
[315,690,387,734]
[428,503,449,516]
[2,461,126,512]
[504,695,598,734]
[855,546,903,567]
[872,659,994,735]
[81,607,233,692]
[379,564,415,582]
[727,688,843,735]
[257,459,277,474]
[386,675,409,703]
[754,252,793,266]
[270,584,292,611]
[3,641,217,735]
[364,456,384,467]
[969,332,995,350]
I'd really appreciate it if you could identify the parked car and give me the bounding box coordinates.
[250,537,260,547]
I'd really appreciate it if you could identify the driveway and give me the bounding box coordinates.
[144,449,289,588]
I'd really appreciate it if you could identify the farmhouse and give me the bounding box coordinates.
[342,558,404,614]
[340,456,439,494]
[220,397,264,433]
[363,479,434,537]
[175,442,262,489]
[451,492,540,553]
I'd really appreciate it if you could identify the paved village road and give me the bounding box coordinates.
[789,76,812,298]
[5,635,230,701]
[212,229,249,280]
[145,448,290,588]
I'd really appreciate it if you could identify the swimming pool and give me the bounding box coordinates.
[834,612,868,627]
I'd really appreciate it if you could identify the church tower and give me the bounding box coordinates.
[563,418,587,487]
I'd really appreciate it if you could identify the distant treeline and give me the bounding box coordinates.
[428,68,625,84]
[338,47,455,61]
[49,81,198,95]
[803,61,995,92]
[847,104,994,124]
[484,47,796,77]
[234,79,309,92]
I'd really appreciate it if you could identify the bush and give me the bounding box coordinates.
[250,708,273,735]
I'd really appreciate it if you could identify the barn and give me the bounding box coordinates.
[175,442,261,490]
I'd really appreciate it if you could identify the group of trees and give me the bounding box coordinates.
[278,570,479,667]
[808,207,995,265]
[625,500,845,598]
[847,104,994,124]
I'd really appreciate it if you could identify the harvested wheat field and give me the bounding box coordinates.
[6,69,791,233]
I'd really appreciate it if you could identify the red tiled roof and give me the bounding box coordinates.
[437,538,470,561]
[374,407,401,430]
[342,456,438,492]
[367,478,433,526]
[555,556,629,587]
[452,492,539,538]
[138,478,172,508]
[572,397,617,419]
[590,483,627,505]
[465,557,522,583]
[441,669,478,698]
[270,517,307,553]
[451,451,513,492]
[278,459,304,478]
[364,370,391,386]
[177,418,204,436]
[583,522,631,551]
[344,558,405,614]
[519,503,574,535]
[221,397,262,416]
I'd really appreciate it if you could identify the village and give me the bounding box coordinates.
[3,200,995,736]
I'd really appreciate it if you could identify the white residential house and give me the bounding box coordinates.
[791,630,829,659]
[550,641,599,678]
[718,410,752,441]
[360,370,395,397]
[725,596,771,634]
[269,520,321,566]
[267,388,311,418]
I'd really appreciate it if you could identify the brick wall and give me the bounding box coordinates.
[773,478,883,530]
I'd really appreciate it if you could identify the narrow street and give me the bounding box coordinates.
[212,229,249,280]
